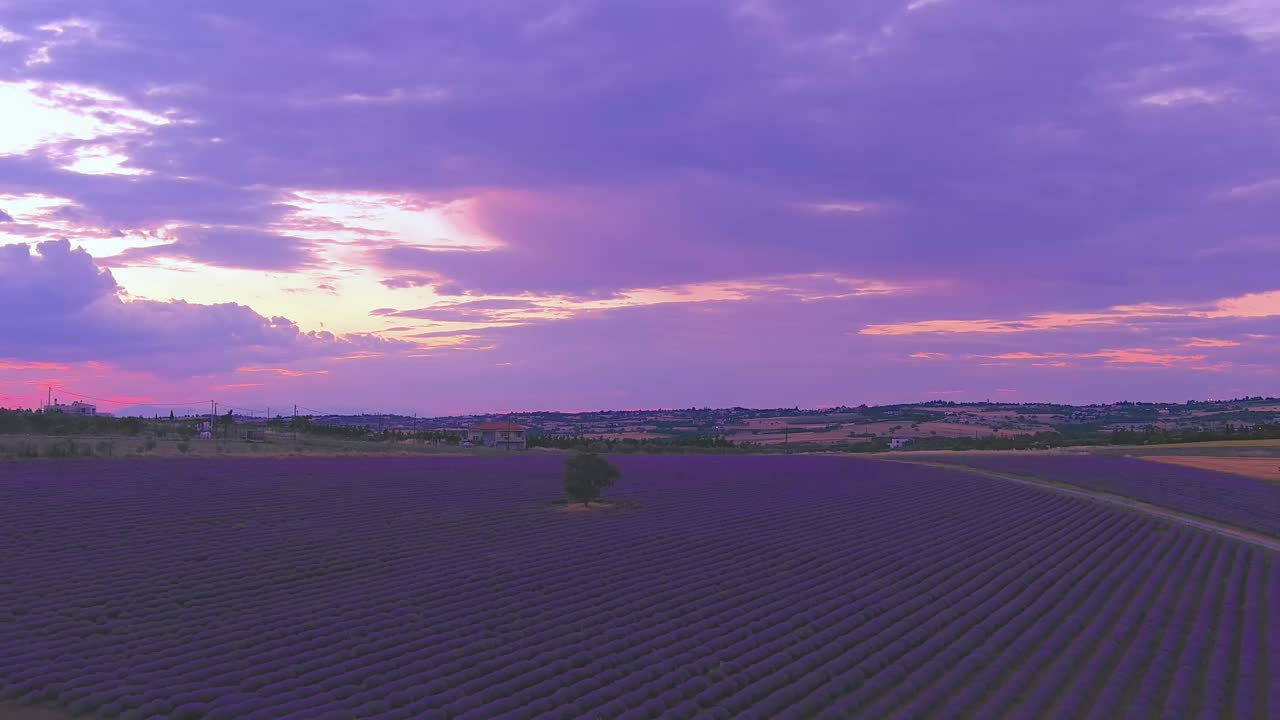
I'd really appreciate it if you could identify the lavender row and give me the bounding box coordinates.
[943,454,1280,536]
[0,455,1273,719]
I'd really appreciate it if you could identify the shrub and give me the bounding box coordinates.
[176,442,191,454]
[563,452,622,507]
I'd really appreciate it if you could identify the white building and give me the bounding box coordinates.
[889,437,912,449]
[45,400,97,416]
[466,422,528,450]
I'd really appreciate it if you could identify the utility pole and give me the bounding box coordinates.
[293,404,298,444]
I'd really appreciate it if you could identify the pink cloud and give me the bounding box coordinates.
[1085,348,1206,366]
[979,352,1069,361]
[861,288,1280,337]
[1184,337,1242,348]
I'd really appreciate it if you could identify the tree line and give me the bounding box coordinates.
[4,406,1277,452]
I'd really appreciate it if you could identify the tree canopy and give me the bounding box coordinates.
[563,452,622,507]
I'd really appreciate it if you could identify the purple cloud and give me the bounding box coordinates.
[0,240,407,375]
[1,0,1277,407]
[107,227,322,271]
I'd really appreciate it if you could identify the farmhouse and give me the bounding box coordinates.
[889,437,912,449]
[44,400,97,416]
[467,422,528,450]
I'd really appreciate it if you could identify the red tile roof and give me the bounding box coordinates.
[472,422,528,431]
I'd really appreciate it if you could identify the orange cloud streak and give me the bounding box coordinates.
[974,348,1208,368]
[236,367,330,377]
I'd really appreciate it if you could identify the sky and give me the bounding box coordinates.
[0,0,1278,416]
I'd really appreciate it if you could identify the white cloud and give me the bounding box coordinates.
[0,193,172,258]
[523,2,588,37]
[283,190,498,251]
[800,200,883,214]
[906,0,947,11]
[0,193,77,223]
[1221,177,1280,198]
[0,81,169,169]
[25,16,107,67]
[1176,1,1280,42]
[1138,87,1227,106]
[62,144,151,176]
[293,86,450,107]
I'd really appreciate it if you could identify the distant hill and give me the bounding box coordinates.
[106,398,1280,447]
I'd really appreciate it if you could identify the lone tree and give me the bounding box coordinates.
[563,452,622,507]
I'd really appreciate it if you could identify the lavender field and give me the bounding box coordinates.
[940,455,1280,537]
[0,456,1276,719]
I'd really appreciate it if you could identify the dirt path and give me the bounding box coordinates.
[894,460,1280,553]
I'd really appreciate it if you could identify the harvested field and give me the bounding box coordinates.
[727,428,873,445]
[1140,456,1280,483]
[727,418,791,430]
[581,432,666,440]
[1,456,1275,719]
[729,421,1022,444]
[1134,439,1280,451]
